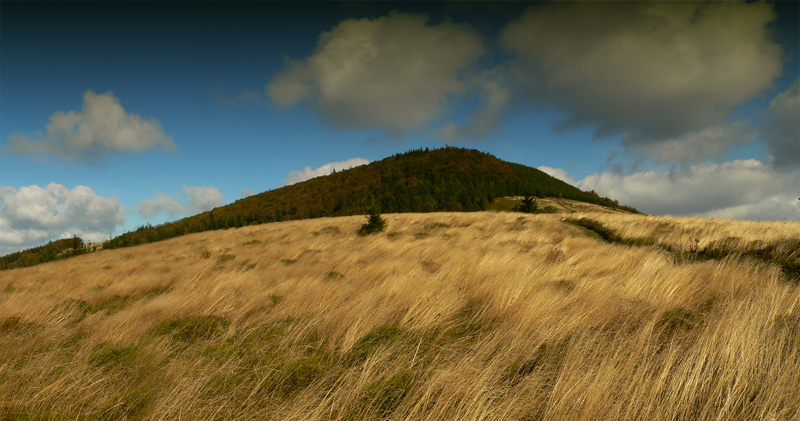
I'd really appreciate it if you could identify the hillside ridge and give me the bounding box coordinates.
[1,147,638,268]
[103,147,637,249]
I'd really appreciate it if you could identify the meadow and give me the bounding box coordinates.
[1,212,798,419]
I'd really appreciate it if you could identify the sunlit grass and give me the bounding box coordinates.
[1,212,798,419]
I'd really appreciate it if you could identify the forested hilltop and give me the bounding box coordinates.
[1,147,638,269]
[102,147,636,249]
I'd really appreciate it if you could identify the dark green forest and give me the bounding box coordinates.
[103,147,637,250]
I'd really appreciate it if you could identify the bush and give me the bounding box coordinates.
[357,209,387,236]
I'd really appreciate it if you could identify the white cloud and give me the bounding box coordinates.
[266,12,484,132]
[183,185,226,214]
[137,193,183,218]
[645,121,757,163]
[761,79,799,169]
[137,185,226,219]
[0,183,125,255]
[537,166,577,186]
[285,158,369,186]
[241,188,256,198]
[7,90,175,164]
[501,1,783,146]
[575,160,800,220]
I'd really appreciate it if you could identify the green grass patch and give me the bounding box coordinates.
[281,259,297,266]
[313,226,341,236]
[267,352,334,399]
[563,218,618,242]
[414,222,452,238]
[94,384,159,419]
[364,369,421,417]
[503,335,573,387]
[345,325,406,366]
[655,307,704,345]
[89,342,139,368]
[0,317,39,336]
[218,254,236,263]
[269,294,284,306]
[202,317,296,361]
[152,315,230,343]
[487,197,520,212]
[243,239,262,245]
[326,271,344,280]
[70,285,172,316]
[435,299,499,345]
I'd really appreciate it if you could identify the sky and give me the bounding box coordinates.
[1,1,798,256]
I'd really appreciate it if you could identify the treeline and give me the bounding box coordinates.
[104,147,638,250]
[0,237,92,270]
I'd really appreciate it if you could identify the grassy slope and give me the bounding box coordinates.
[1,212,798,419]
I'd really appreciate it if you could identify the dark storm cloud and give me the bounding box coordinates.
[501,1,784,147]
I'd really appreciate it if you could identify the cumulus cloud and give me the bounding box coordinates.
[137,185,226,218]
[7,90,175,164]
[0,183,125,255]
[266,12,484,132]
[285,158,369,186]
[645,121,757,163]
[183,185,226,214]
[537,166,577,186]
[760,79,799,169]
[502,1,783,146]
[137,193,183,218]
[575,160,800,220]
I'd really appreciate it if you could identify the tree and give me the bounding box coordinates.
[357,208,387,236]
[515,195,538,213]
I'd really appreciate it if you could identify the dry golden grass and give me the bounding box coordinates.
[1,212,799,420]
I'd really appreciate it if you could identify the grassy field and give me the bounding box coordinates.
[1,212,798,419]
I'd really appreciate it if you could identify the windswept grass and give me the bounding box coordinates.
[1,212,799,419]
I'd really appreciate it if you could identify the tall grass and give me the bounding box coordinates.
[1,212,798,419]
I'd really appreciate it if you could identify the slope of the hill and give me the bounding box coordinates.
[102,147,638,250]
[1,213,798,419]
[0,237,92,271]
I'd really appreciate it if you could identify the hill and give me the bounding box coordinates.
[1,212,798,419]
[101,147,638,250]
[0,237,92,271]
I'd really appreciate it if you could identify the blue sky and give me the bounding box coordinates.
[1,1,798,255]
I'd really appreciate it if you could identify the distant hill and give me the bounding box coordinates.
[101,147,637,250]
[0,237,90,271]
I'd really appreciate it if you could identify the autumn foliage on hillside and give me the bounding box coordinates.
[104,147,637,249]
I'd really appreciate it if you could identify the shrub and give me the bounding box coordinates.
[515,195,538,213]
[357,209,387,236]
